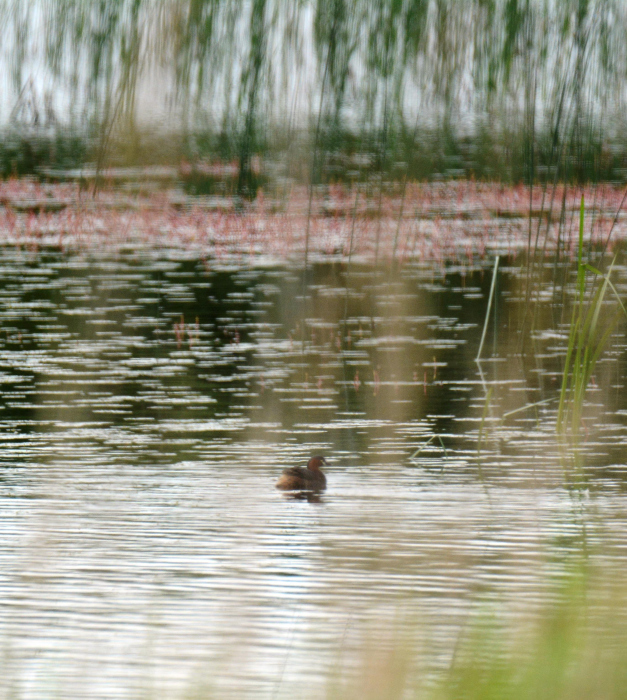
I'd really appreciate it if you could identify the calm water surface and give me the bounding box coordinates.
[0,246,626,698]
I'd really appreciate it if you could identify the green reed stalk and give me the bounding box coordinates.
[557,196,587,433]
[476,255,500,361]
[557,196,625,435]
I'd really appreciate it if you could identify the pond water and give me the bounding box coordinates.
[0,246,627,698]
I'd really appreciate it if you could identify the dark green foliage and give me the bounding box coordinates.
[0,130,88,178]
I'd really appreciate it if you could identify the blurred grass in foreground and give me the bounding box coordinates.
[323,568,627,700]
[170,561,627,699]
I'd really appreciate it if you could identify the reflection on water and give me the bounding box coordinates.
[0,247,626,698]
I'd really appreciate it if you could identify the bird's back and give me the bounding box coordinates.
[276,466,326,490]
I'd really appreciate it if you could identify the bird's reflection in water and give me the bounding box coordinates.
[280,489,324,503]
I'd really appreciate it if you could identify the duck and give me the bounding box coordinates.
[276,456,328,491]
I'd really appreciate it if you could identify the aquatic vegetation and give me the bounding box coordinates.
[557,196,627,437]
[0,179,625,265]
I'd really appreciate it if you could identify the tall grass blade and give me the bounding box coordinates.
[476,255,500,362]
